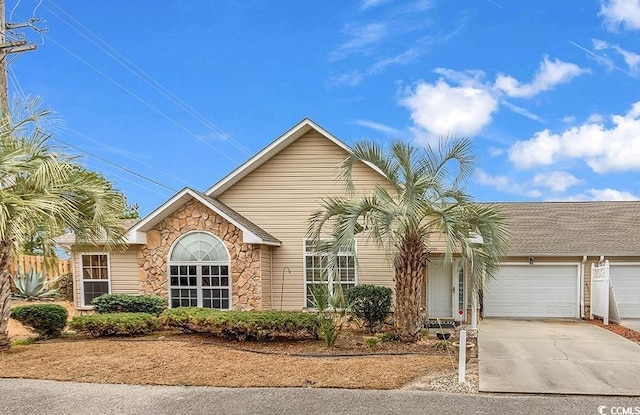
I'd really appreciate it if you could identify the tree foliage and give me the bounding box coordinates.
[309,138,509,340]
[0,99,129,351]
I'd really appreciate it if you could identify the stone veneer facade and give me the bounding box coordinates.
[138,199,262,310]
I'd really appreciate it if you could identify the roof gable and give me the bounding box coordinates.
[130,188,280,246]
[205,118,385,197]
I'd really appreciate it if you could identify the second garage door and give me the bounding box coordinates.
[484,264,579,318]
[610,264,640,318]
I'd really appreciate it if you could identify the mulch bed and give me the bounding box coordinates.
[587,318,640,344]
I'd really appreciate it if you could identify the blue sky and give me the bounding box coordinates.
[9,0,640,215]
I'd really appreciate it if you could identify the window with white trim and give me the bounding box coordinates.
[168,232,231,309]
[81,253,110,306]
[304,240,357,307]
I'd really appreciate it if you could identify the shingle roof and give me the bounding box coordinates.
[494,201,640,256]
[194,191,281,245]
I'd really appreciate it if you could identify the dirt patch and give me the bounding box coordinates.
[588,318,640,344]
[0,334,455,389]
[4,301,463,390]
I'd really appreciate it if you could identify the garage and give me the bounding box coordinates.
[483,264,580,318]
[610,264,640,318]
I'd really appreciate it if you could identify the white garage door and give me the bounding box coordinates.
[610,264,640,318]
[484,264,579,318]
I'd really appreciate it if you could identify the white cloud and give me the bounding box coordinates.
[353,119,402,135]
[615,46,640,75]
[562,115,577,124]
[332,47,422,86]
[476,169,542,198]
[591,38,640,76]
[329,23,388,61]
[500,100,545,123]
[360,0,390,10]
[593,39,610,50]
[561,188,640,201]
[587,113,604,123]
[509,101,640,173]
[489,147,505,157]
[570,40,616,72]
[400,79,498,140]
[433,67,486,87]
[600,0,640,31]
[532,171,582,192]
[494,57,588,98]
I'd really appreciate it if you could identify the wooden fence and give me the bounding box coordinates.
[9,255,72,278]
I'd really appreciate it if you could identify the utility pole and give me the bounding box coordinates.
[0,0,39,117]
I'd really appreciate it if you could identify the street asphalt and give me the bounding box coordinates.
[478,319,640,395]
[1,378,640,415]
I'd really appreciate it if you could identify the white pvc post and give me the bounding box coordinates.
[458,329,467,384]
[471,291,478,330]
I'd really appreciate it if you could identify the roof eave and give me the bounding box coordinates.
[205,118,387,197]
[131,188,278,246]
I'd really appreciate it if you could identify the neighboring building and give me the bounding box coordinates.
[56,119,640,322]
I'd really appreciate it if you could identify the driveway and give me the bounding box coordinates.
[478,319,640,395]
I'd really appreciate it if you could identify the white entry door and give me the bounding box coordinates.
[428,261,453,318]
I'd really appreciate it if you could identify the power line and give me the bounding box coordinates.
[53,138,179,193]
[8,61,184,194]
[84,160,172,198]
[41,33,240,165]
[65,127,193,188]
[44,1,254,156]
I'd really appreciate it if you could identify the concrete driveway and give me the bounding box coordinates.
[478,319,640,395]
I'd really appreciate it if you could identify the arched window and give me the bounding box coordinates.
[168,232,231,309]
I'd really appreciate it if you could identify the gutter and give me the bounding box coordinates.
[580,256,587,318]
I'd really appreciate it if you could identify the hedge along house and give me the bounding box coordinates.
[57,119,640,325]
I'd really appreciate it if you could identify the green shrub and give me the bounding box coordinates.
[53,273,73,302]
[69,313,158,337]
[11,268,58,300]
[364,336,378,349]
[10,303,68,338]
[310,284,350,348]
[377,331,399,342]
[159,308,318,341]
[346,285,392,332]
[91,294,167,316]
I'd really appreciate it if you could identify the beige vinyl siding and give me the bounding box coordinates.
[72,246,141,309]
[218,130,395,310]
[261,245,272,309]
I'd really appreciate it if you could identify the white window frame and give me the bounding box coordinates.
[79,252,112,307]
[167,231,232,310]
[303,239,358,308]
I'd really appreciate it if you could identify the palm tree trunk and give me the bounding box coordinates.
[394,238,427,340]
[0,239,13,351]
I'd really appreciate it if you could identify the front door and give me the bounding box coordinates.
[428,261,453,318]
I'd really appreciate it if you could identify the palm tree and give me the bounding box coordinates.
[0,105,127,351]
[309,139,509,340]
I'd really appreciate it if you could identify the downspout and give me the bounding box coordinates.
[581,256,587,318]
[269,247,273,310]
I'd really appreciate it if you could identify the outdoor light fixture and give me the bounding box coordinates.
[529,256,534,265]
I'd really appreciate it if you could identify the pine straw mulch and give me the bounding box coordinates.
[587,318,640,344]
[2,324,459,389]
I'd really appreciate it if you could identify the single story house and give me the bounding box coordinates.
[57,119,640,323]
